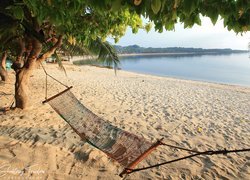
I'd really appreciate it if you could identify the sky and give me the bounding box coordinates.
[109,17,250,50]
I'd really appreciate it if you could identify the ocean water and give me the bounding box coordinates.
[120,53,250,87]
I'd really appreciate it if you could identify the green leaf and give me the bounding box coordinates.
[155,22,163,32]
[194,15,201,26]
[165,23,175,31]
[151,0,161,14]
[210,13,219,25]
[111,0,122,11]
[24,0,38,13]
[145,23,152,32]
[114,37,119,43]
[8,6,24,20]
[183,0,196,15]
[160,0,166,12]
[132,27,138,33]
[172,11,177,20]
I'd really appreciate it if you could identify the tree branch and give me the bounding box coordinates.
[23,38,42,70]
[23,36,32,63]
[37,35,63,63]
[1,51,7,70]
[16,38,25,63]
[0,51,8,81]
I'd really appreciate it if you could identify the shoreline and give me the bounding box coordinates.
[116,68,250,89]
[62,51,248,62]
[72,62,250,89]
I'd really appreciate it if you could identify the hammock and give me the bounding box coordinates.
[43,86,162,177]
[40,65,249,177]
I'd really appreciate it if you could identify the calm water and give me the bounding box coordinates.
[120,53,250,87]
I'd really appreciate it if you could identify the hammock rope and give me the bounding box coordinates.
[125,147,250,175]
[161,142,200,153]
[39,62,69,100]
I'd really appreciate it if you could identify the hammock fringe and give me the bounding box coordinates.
[119,139,163,177]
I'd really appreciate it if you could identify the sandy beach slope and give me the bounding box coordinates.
[0,63,249,179]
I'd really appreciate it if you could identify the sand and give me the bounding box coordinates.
[0,63,249,179]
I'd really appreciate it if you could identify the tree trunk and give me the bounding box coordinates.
[0,51,8,81]
[15,68,31,109]
[14,38,41,109]
[14,35,62,109]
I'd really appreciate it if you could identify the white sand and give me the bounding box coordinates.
[0,63,249,179]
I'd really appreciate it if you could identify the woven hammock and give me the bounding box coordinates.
[43,87,161,177]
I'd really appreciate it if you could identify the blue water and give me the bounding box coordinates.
[120,53,250,87]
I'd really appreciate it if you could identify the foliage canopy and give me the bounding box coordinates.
[1,0,249,47]
[0,0,249,66]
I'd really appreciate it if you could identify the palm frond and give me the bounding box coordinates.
[60,40,89,57]
[88,38,119,72]
[54,51,67,76]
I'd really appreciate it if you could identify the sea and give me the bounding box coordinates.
[119,53,250,87]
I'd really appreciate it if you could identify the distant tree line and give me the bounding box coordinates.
[114,45,248,55]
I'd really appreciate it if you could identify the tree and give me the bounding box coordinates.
[0,0,249,109]
[0,0,143,109]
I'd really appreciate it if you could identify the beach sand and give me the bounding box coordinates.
[0,63,249,179]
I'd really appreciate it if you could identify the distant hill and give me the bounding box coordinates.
[114,45,248,55]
